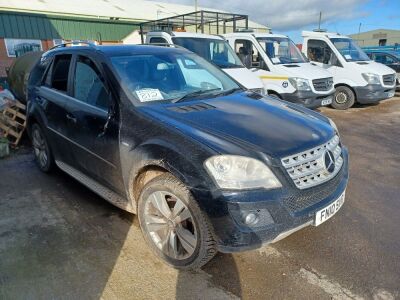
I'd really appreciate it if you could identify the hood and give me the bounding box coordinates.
[275,62,333,80]
[223,68,264,90]
[349,60,396,76]
[140,92,335,159]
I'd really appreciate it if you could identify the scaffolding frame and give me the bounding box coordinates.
[139,10,249,43]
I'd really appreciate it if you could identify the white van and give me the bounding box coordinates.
[223,32,335,109]
[145,31,266,95]
[302,31,396,109]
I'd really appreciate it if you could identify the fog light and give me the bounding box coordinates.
[243,212,259,225]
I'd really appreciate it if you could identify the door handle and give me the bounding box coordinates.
[66,113,77,124]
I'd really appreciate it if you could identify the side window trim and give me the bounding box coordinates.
[39,56,54,86]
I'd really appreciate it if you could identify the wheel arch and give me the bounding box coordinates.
[334,83,357,101]
[125,142,212,213]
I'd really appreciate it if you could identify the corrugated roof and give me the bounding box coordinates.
[0,11,139,40]
[0,0,268,30]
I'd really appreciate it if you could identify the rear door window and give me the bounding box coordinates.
[48,54,72,92]
[73,55,109,110]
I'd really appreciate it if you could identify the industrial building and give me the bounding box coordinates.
[350,29,400,47]
[0,0,268,77]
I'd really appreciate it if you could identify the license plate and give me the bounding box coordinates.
[386,91,395,98]
[314,192,345,226]
[321,97,332,106]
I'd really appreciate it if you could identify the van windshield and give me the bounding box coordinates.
[172,37,244,69]
[330,38,370,62]
[256,37,306,64]
[110,52,240,104]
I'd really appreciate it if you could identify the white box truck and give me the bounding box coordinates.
[302,30,396,109]
[145,31,266,95]
[223,32,335,109]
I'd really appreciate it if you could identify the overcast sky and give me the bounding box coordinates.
[148,0,400,42]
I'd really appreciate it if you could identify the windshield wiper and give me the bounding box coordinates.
[172,88,221,103]
[213,87,243,97]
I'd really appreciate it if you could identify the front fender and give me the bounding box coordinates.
[121,139,215,210]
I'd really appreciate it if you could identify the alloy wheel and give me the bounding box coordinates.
[143,191,198,260]
[32,127,48,168]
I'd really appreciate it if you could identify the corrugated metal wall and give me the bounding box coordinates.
[0,11,139,41]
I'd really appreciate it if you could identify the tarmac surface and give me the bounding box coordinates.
[0,96,399,299]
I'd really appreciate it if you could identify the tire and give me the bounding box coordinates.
[31,123,54,172]
[138,173,217,270]
[332,86,355,110]
[268,93,281,99]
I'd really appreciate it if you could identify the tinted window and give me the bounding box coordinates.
[50,54,72,92]
[307,39,330,63]
[374,53,395,64]
[73,56,109,109]
[149,37,168,45]
[29,55,52,87]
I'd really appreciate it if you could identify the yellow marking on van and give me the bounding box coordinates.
[259,75,289,80]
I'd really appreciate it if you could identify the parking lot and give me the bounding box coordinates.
[0,96,399,300]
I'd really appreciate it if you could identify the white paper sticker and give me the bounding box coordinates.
[135,89,164,102]
[344,54,352,60]
[271,57,281,63]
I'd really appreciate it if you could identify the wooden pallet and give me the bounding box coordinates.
[0,100,26,147]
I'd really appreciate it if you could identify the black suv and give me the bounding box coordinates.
[27,44,349,269]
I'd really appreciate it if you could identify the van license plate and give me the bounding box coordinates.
[321,97,332,106]
[386,90,395,98]
[314,192,345,226]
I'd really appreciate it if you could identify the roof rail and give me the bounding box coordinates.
[49,41,97,51]
[141,42,186,50]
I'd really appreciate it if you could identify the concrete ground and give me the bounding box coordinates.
[0,96,399,300]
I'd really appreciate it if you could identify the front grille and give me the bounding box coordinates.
[312,77,333,91]
[282,166,345,213]
[281,135,343,190]
[383,74,395,86]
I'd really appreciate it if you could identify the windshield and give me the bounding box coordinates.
[172,37,244,69]
[330,38,370,62]
[110,52,240,104]
[256,37,306,64]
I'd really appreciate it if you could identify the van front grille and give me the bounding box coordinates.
[382,74,395,86]
[312,77,333,91]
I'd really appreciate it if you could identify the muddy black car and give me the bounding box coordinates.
[27,43,349,269]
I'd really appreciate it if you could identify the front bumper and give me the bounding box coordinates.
[280,90,334,109]
[354,84,395,103]
[193,147,349,253]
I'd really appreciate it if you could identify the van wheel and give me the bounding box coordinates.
[332,86,355,110]
[31,123,54,172]
[138,173,217,270]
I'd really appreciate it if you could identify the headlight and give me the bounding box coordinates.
[249,88,266,96]
[362,73,380,85]
[204,155,282,190]
[328,118,340,136]
[288,77,311,91]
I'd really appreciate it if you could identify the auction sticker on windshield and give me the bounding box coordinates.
[136,89,164,102]
[314,192,345,226]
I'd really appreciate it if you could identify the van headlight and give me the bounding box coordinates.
[249,88,266,95]
[362,73,380,85]
[204,155,282,190]
[288,77,311,91]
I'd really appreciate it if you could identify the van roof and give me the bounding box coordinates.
[301,30,350,39]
